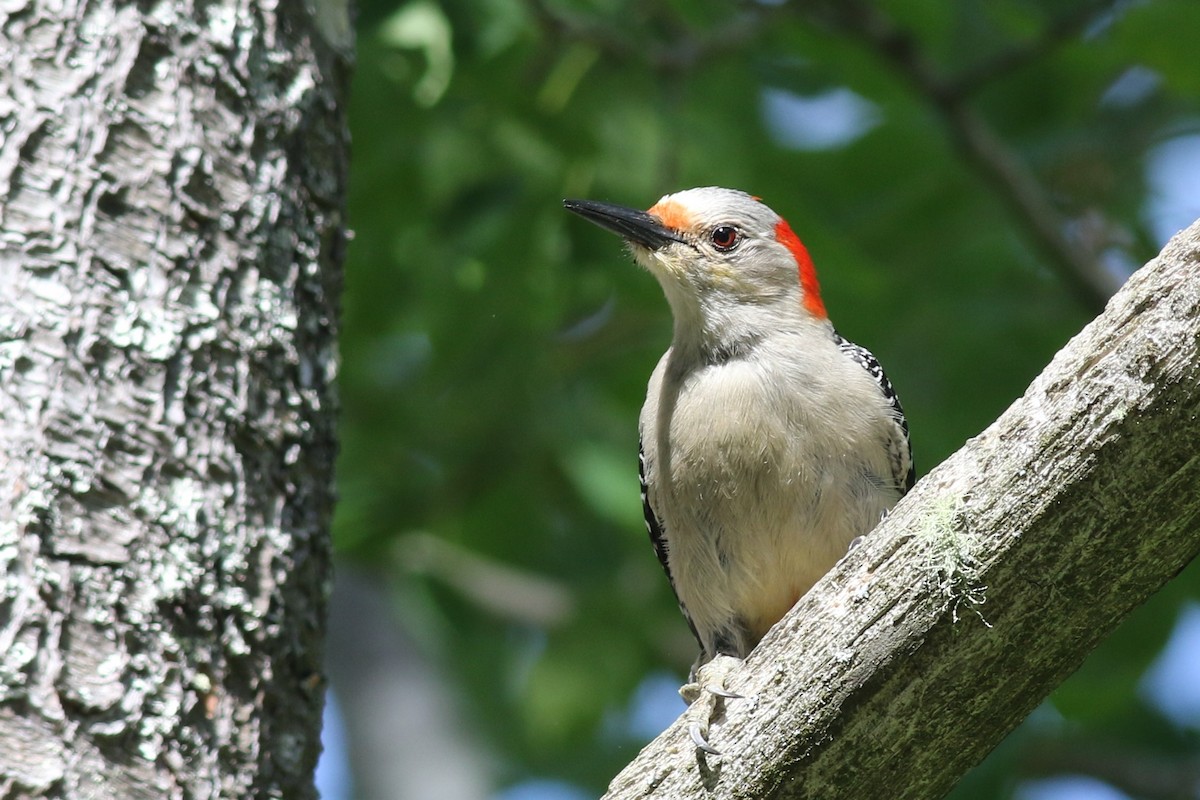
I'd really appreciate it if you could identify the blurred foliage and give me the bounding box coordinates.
[334,0,1200,795]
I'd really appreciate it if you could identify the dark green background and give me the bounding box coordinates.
[334,1,1200,796]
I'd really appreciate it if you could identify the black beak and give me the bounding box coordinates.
[563,198,685,250]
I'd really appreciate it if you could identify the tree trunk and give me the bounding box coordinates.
[602,218,1200,799]
[0,2,351,798]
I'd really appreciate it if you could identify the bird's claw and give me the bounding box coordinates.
[837,534,867,566]
[689,721,722,755]
[681,654,745,755]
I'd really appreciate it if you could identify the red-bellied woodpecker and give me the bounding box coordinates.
[564,187,914,753]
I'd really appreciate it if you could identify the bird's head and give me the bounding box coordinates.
[564,187,826,321]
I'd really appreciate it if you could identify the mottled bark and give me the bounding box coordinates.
[602,219,1200,799]
[0,2,351,798]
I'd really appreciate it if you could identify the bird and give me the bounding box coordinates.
[563,187,914,753]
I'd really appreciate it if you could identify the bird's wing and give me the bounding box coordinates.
[832,332,916,494]
[640,436,703,649]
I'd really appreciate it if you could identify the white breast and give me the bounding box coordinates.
[639,329,900,656]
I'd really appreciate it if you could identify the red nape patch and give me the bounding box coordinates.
[774,219,826,319]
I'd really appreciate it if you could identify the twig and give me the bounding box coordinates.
[806,0,1122,312]
[950,0,1126,98]
[542,0,1126,311]
[528,0,763,72]
[1022,739,1200,800]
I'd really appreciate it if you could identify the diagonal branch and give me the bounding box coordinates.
[1022,740,1200,800]
[528,0,764,72]
[806,0,1123,313]
[949,0,1125,98]
[601,218,1200,799]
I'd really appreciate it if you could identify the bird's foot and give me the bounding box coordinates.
[679,654,744,755]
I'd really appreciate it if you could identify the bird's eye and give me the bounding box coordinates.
[710,225,740,251]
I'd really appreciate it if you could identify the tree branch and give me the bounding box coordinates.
[807,0,1123,313]
[528,0,764,72]
[1022,740,1200,800]
[949,0,1122,98]
[601,218,1200,799]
